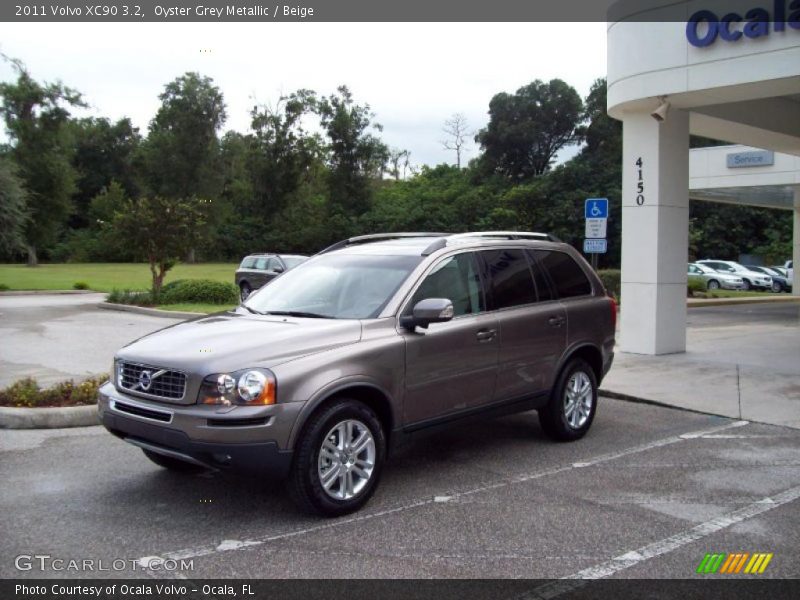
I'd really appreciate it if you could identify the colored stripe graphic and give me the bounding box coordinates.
[698,552,772,574]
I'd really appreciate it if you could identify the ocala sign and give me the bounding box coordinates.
[687,0,800,47]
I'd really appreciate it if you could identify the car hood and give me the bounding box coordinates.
[116,311,363,373]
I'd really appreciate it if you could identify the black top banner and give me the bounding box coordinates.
[2,0,792,22]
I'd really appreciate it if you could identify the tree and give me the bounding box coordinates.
[387,148,411,181]
[0,157,29,256]
[0,55,86,265]
[441,113,470,168]
[317,86,389,217]
[111,196,206,297]
[71,117,141,228]
[139,72,226,200]
[476,79,583,180]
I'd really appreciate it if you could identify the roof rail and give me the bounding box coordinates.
[316,232,450,255]
[448,231,562,243]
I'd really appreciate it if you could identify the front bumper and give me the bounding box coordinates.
[98,382,299,477]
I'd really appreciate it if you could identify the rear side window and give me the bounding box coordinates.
[482,249,537,309]
[254,257,269,270]
[535,250,592,298]
[240,257,256,269]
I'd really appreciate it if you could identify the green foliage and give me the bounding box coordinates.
[688,276,706,296]
[110,195,206,296]
[0,55,86,265]
[597,269,621,299]
[106,288,154,306]
[72,281,89,290]
[160,279,238,305]
[0,375,106,407]
[0,283,9,291]
[0,156,29,256]
[476,78,583,180]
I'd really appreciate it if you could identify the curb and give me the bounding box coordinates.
[0,290,98,296]
[97,302,205,320]
[0,404,99,429]
[687,295,800,308]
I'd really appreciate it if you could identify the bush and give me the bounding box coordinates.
[0,375,106,407]
[106,289,155,306]
[73,281,90,290]
[597,269,620,299]
[0,283,9,291]
[159,279,238,305]
[688,276,706,296]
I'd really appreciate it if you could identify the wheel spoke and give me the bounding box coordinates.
[351,430,371,455]
[338,467,348,499]
[352,464,369,480]
[336,423,347,450]
[321,464,340,490]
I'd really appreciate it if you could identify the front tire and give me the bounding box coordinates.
[240,282,251,301]
[142,449,205,473]
[771,281,782,293]
[742,279,752,290]
[289,399,385,517]
[539,358,598,442]
[707,279,720,290]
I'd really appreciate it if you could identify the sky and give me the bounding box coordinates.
[0,22,607,167]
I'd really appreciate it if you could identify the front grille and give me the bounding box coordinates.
[113,401,172,423]
[118,362,186,401]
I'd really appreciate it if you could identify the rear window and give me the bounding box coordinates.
[482,249,537,309]
[535,250,592,298]
[240,257,256,269]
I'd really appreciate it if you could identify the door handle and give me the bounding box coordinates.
[548,316,565,327]
[476,329,496,342]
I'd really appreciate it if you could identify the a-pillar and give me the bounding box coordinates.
[619,109,690,355]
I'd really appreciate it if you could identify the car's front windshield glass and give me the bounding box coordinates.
[243,253,422,319]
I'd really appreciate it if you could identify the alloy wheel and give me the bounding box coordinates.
[317,419,376,500]
[563,371,593,429]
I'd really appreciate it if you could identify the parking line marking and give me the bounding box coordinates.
[517,484,800,599]
[141,419,751,566]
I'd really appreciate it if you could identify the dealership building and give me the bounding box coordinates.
[607,0,800,355]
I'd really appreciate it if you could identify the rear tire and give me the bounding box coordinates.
[289,399,385,517]
[707,280,720,290]
[142,449,205,473]
[539,358,598,442]
[741,279,752,290]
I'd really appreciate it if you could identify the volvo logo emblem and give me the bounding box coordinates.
[138,370,153,391]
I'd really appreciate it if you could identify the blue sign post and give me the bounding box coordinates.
[583,198,608,270]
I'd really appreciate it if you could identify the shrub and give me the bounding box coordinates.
[159,279,238,305]
[0,375,106,407]
[688,276,706,296]
[106,289,155,306]
[0,283,9,291]
[73,281,90,290]
[597,269,620,299]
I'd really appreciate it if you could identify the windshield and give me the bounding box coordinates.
[281,256,306,269]
[243,254,422,319]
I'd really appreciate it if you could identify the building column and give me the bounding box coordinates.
[793,186,799,296]
[620,110,690,355]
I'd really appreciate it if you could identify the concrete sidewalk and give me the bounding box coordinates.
[602,303,800,429]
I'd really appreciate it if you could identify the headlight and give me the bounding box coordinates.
[199,369,275,406]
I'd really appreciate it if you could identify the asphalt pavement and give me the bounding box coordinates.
[2,399,799,579]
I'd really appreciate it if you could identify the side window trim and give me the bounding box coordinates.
[524,249,558,304]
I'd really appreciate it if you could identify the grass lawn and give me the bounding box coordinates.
[0,263,238,292]
[702,290,779,298]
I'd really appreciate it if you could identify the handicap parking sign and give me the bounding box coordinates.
[584,198,609,219]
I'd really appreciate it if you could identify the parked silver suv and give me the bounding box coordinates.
[98,232,616,516]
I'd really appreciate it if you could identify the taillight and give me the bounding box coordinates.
[608,296,617,329]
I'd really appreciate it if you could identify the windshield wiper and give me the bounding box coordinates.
[264,310,330,319]
[241,304,265,315]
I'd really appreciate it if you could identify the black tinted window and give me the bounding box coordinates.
[535,251,592,298]
[482,249,537,309]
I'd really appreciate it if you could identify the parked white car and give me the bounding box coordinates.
[696,260,772,291]
[784,260,794,282]
[688,263,744,290]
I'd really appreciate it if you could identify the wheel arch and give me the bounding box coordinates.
[287,381,397,451]
[556,343,604,386]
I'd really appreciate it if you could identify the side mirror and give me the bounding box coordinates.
[273,265,285,274]
[400,298,454,330]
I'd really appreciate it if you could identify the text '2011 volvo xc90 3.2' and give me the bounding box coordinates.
[98,232,616,516]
